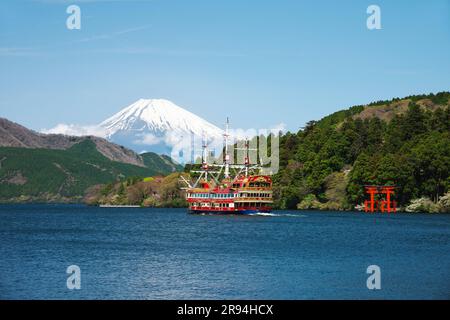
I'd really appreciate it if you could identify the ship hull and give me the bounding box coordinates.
[188,209,271,215]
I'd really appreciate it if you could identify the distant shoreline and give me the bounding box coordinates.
[99,204,141,208]
[0,202,449,215]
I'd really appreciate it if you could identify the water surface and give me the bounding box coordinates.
[0,205,449,299]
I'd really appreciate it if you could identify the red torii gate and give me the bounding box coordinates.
[364,185,397,213]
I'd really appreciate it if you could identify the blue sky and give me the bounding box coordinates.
[0,0,449,133]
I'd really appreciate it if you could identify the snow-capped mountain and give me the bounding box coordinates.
[98,99,223,156]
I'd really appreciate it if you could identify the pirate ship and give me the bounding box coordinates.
[180,119,273,215]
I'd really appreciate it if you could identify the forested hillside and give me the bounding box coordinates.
[274,92,450,212]
[0,140,181,202]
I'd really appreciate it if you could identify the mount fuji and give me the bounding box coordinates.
[98,99,224,155]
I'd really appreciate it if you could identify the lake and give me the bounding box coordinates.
[0,204,449,299]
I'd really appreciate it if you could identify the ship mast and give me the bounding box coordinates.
[223,117,230,179]
[202,132,208,181]
[244,138,249,177]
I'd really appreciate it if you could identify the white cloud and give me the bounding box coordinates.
[133,133,163,146]
[41,123,108,137]
[270,122,287,133]
[0,47,41,57]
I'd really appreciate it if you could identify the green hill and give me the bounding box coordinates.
[141,152,183,174]
[0,140,177,202]
[274,91,450,212]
